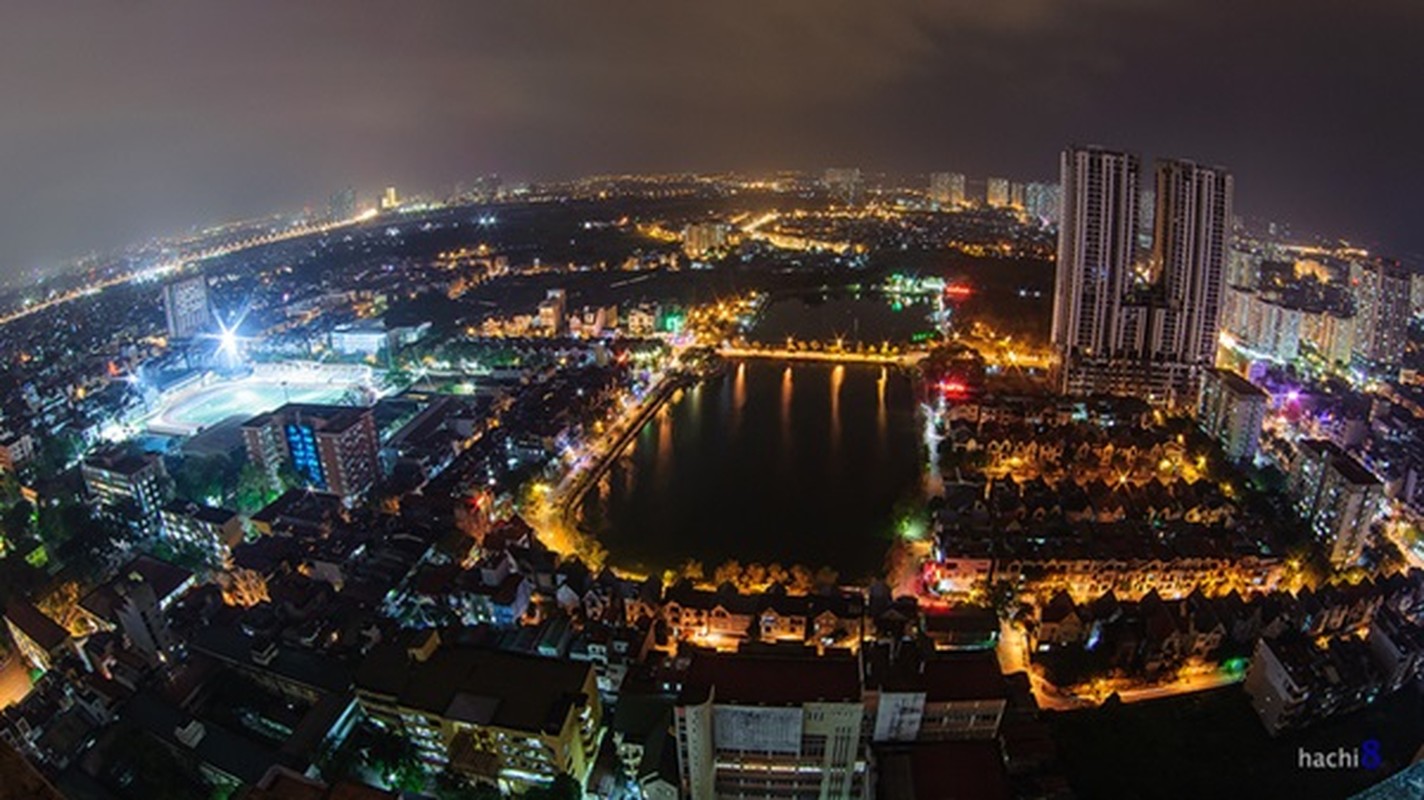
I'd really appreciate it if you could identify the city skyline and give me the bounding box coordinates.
[4,0,1424,273]
[4,5,1424,799]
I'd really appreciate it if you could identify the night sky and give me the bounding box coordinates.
[3,0,1422,273]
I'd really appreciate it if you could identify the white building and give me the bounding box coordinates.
[1288,439,1384,568]
[1051,146,1149,397]
[162,276,213,340]
[330,322,390,356]
[675,653,868,800]
[1197,368,1268,463]
[1151,158,1234,401]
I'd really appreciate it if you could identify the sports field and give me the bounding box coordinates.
[147,376,360,436]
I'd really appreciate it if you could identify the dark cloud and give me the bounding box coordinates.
[2,0,1422,271]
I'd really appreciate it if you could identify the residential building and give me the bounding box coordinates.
[1009,181,1026,210]
[862,644,1007,743]
[1051,146,1149,397]
[109,571,176,664]
[160,500,244,560]
[1245,635,1383,735]
[241,404,379,502]
[354,632,603,794]
[1220,286,1302,363]
[1367,607,1424,692]
[1352,258,1413,374]
[682,223,732,258]
[1301,307,1356,367]
[81,446,171,536]
[674,652,869,800]
[985,177,1010,208]
[1151,158,1234,402]
[79,555,195,633]
[928,172,967,207]
[1197,368,1268,463]
[1023,181,1061,224]
[1288,439,1384,568]
[0,433,35,474]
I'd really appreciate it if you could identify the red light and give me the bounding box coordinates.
[939,379,968,398]
[945,284,972,299]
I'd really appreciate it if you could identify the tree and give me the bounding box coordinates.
[2,500,34,541]
[221,568,270,608]
[171,453,238,505]
[765,563,789,587]
[235,462,294,514]
[36,500,86,547]
[677,559,706,584]
[53,505,131,579]
[153,535,223,573]
[364,725,426,793]
[713,559,743,587]
[788,564,814,594]
[236,463,271,514]
[37,580,88,636]
[0,472,21,505]
[35,433,80,478]
[0,553,44,606]
[744,563,768,588]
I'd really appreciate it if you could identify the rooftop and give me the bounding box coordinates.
[677,651,862,706]
[243,403,372,435]
[81,555,194,620]
[1207,368,1268,399]
[355,634,594,735]
[3,601,69,652]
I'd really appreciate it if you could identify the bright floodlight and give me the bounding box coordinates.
[218,325,239,358]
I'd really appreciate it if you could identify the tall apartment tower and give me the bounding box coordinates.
[162,276,213,340]
[1152,159,1234,401]
[1051,146,1145,396]
[985,177,1011,208]
[928,172,967,207]
[1352,257,1412,374]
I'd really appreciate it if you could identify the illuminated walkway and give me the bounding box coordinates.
[718,344,927,367]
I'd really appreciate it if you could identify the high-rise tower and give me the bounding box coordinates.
[1152,158,1233,400]
[1052,147,1233,405]
[1052,146,1146,395]
[1352,257,1412,374]
[161,275,212,341]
